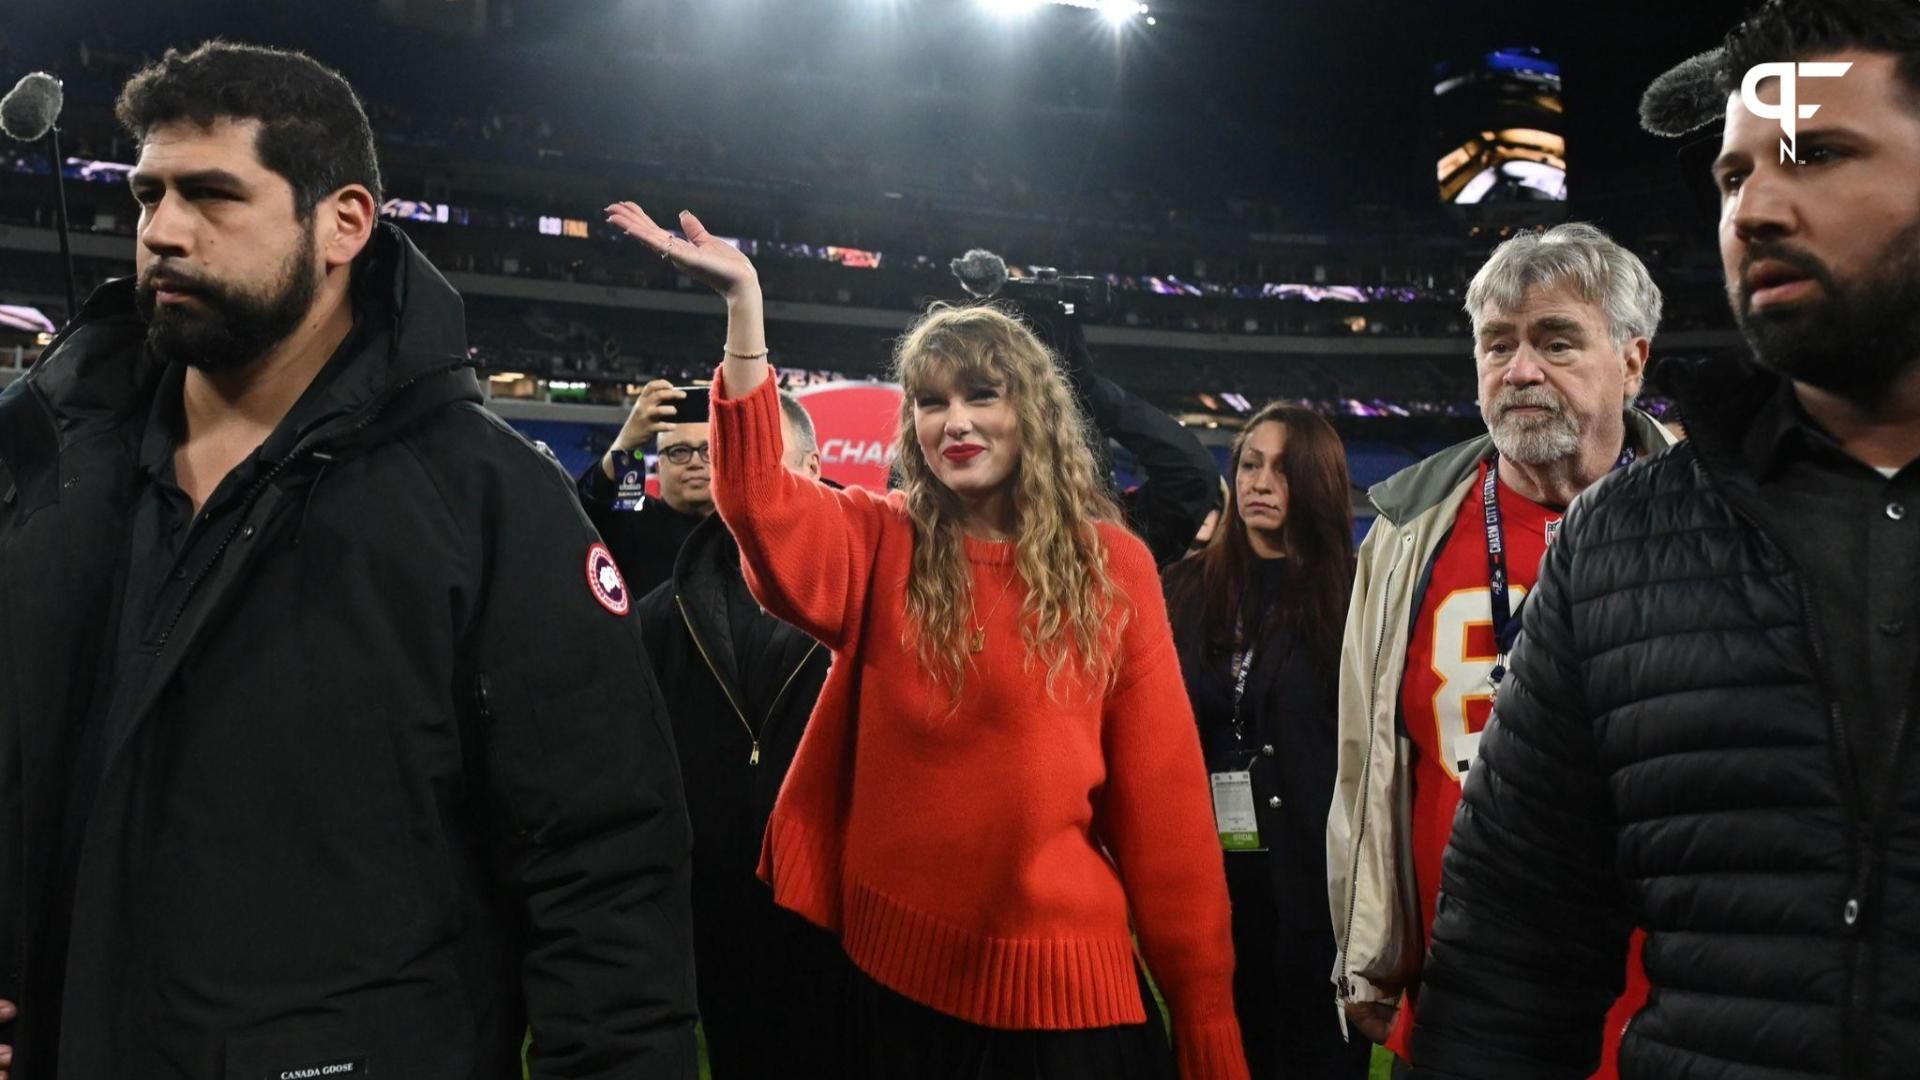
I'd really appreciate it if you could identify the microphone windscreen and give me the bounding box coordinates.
[0,72,64,142]
[1640,48,1728,138]
[950,248,1009,299]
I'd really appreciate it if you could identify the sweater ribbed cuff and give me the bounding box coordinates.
[709,362,787,518]
[1173,1014,1252,1080]
[758,810,842,932]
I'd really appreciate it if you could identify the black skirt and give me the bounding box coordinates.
[841,963,1179,1080]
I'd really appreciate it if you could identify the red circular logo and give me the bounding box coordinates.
[585,543,630,615]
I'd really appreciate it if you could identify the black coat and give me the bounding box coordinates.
[1410,359,1920,1079]
[1165,555,1367,1080]
[634,512,844,1078]
[0,226,698,1080]
[1163,556,1344,934]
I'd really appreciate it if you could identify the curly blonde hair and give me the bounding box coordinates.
[891,303,1127,697]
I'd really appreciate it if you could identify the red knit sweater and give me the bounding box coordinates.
[710,369,1248,1080]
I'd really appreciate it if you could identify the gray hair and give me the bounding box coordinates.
[777,391,817,455]
[1465,222,1664,346]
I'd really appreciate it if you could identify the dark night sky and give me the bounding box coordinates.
[1123,0,1758,229]
[8,0,1761,234]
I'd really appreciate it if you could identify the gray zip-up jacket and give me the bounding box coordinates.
[1325,409,1675,1012]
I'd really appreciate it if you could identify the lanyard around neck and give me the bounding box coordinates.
[1228,606,1258,740]
[1485,443,1636,685]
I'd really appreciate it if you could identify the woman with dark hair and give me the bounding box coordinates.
[1164,403,1369,1080]
[606,200,1250,1080]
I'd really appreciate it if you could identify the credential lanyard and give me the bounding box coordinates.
[1485,444,1636,690]
[1230,616,1256,742]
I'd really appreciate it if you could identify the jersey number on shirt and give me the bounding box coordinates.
[1426,584,1528,781]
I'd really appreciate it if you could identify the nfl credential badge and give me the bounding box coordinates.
[586,542,630,615]
[611,449,647,512]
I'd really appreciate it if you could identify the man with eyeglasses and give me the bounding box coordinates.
[577,378,714,599]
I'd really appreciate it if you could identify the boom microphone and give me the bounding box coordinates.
[1640,48,1728,138]
[951,248,1010,300]
[0,72,64,143]
[0,71,77,324]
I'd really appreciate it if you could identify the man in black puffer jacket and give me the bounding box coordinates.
[1409,2,1920,1078]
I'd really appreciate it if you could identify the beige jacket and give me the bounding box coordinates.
[1325,411,1676,1010]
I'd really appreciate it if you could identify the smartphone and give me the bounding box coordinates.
[672,384,712,423]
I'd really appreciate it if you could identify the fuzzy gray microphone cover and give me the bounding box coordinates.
[0,72,64,142]
[1640,47,1730,137]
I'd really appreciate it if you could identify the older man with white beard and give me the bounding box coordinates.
[1324,223,1675,1078]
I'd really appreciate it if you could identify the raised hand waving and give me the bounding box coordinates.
[604,203,758,302]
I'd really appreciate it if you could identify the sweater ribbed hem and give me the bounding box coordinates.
[839,877,1146,1031]
[1173,1015,1252,1080]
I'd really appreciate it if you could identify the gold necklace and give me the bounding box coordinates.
[969,570,1017,654]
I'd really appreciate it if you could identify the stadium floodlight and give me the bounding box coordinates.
[1095,0,1146,24]
[979,0,1043,17]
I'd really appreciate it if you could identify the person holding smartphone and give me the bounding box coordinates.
[605,200,1250,1080]
[576,379,714,598]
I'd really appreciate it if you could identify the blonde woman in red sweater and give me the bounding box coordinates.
[606,201,1250,1080]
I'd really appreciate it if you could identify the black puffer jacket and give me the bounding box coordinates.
[0,225,697,1080]
[1410,358,1920,1080]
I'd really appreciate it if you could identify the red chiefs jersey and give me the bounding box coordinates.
[1388,459,1649,1077]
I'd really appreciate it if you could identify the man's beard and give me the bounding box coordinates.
[1732,219,1920,404]
[1485,385,1581,465]
[135,228,320,374]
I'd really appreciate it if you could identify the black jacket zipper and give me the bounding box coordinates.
[675,595,761,765]
[472,673,529,839]
[674,594,821,767]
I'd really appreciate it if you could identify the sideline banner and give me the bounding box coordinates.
[793,381,904,492]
